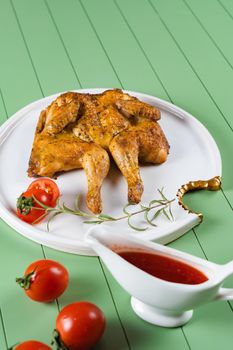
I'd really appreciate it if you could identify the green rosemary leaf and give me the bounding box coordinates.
[73,211,86,217]
[140,204,149,210]
[152,208,163,221]
[162,208,171,221]
[144,210,157,227]
[83,220,103,225]
[98,214,116,220]
[123,203,135,215]
[158,188,167,201]
[61,203,85,217]
[47,212,61,231]
[169,203,174,221]
[43,188,174,233]
[62,203,75,212]
[31,212,48,225]
[32,195,50,209]
[149,199,165,207]
[127,216,148,232]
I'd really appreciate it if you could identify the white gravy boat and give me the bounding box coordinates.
[85,226,233,328]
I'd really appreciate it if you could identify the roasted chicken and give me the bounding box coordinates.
[28,89,169,213]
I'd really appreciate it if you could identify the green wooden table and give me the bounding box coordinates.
[1,0,233,349]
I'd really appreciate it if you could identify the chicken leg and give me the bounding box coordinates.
[109,120,169,203]
[28,132,109,214]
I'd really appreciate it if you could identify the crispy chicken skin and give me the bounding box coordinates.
[28,92,110,214]
[43,92,81,135]
[109,120,169,203]
[28,89,169,213]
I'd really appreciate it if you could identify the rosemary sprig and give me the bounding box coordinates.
[32,188,175,232]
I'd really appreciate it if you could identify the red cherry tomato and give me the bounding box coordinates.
[11,340,51,350]
[54,301,106,350]
[27,178,60,207]
[16,260,69,302]
[16,189,51,224]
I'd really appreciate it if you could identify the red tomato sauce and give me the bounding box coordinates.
[118,250,208,285]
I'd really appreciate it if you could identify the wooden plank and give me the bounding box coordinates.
[185,0,233,70]
[0,90,7,124]
[220,0,233,17]
[0,1,42,116]
[0,309,7,349]
[183,191,233,263]
[183,301,233,350]
[11,0,79,96]
[80,0,169,99]
[150,0,233,130]
[116,0,233,209]
[46,0,121,89]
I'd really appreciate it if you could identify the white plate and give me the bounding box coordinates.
[0,89,221,255]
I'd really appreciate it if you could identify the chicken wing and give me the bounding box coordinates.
[43,92,81,135]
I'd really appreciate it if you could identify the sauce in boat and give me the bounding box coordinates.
[117,250,208,285]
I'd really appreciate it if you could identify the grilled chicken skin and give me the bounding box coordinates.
[28,89,169,213]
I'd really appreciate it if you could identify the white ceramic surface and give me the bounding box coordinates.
[86,227,233,327]
[0,89,221,255]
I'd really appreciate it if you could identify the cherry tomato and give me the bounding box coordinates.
[16,260,69,302]
[16,189,51,224]
[10,340,51,350]
[27,178,60,207]
[54,301,106,350]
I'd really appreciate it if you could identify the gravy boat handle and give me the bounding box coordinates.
[215,261,233,301]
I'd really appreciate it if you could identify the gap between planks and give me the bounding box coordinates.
[78,0,124,88]
[0,308,8,349]
[43,0,82,87]
[218,0,233,19]
[183,0,233,74]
